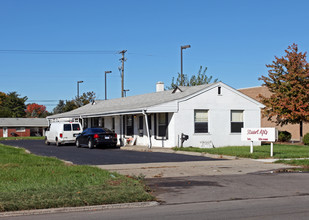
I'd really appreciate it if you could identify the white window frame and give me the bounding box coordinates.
[16,127,26,132]
[231,110,244,133]
[194,110,209,134]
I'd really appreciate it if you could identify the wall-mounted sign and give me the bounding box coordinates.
[241,128,277,142]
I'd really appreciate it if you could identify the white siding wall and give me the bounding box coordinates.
[174,85,261,148]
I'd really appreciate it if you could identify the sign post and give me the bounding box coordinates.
[241,128,277,156]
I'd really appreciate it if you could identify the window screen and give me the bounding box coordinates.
[194,110,208,133]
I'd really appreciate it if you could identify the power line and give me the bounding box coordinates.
[0,49,120,54]
[26,100,59,102]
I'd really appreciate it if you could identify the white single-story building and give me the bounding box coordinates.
[47,82,265,148]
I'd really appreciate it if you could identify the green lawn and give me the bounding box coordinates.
[275,159,309,167]
[173,144,309,159]
[0,143,154,212]
[0,136,45,141]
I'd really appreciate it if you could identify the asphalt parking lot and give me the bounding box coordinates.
[0,140,221,165]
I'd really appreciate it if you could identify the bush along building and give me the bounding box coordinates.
[47,82,264,148]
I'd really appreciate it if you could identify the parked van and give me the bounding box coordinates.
[45,122,83,146]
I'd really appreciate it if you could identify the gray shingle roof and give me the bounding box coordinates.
[0,118,48,127]
[48,83,215,119]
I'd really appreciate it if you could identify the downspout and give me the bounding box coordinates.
[143,110,152,149]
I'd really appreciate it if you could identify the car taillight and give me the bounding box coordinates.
[94,134,99,139]
[60,133,63,138]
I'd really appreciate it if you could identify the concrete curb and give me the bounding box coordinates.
[0,201,159,218]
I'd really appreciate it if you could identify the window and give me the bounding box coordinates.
[218,86,221,95]
[98,118,104,128]
[139,116,143,137]
[194,110,208,133]
[63,124,71,131]
[147,115,152,130]
[231,110,244,133]
[16,127,25,132]
[92,118,99,127]
[158,113,168,137]
[83,119,88,129]
[126,115,134,136]
[72,124,81,131]
[139,116,143,130]
[112,117,115,132]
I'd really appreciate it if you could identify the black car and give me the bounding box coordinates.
[75,128,117,149]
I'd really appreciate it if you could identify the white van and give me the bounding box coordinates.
[45,122,83,146]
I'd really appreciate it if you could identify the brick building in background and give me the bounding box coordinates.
[0,118,48,138]
[238,86,309,141]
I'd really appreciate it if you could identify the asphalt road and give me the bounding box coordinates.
[4,173,309,220]
[0,140,221,165]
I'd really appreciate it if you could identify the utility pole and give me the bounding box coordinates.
[119,50,127,97]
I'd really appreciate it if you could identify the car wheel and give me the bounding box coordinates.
[88,139,94,149]
[76,139,81,148]
[45,137,50,145]
[56,138,61,147]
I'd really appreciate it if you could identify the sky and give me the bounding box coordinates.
[1,0,309,112]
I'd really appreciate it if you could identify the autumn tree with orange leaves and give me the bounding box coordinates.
[26,103,49,118]
[259,43,309,141]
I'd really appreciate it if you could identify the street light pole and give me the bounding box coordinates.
[180,45,191,84]
[77,80,84,100]
[105,71,112,100]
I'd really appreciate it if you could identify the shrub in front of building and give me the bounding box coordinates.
[278,131,292,142]
[304,133,309,145]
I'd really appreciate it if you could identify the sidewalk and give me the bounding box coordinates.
[95,145,295,178]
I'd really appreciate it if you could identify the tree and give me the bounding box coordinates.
[0,92,27,117]
[63,100,79,112]
[53,100,66,114]
[26,103,49,118]
[0,92,11,117]
[168,66,218,89]
[258,43,309,141]
[52,91,96,114]
[75,91,96,106]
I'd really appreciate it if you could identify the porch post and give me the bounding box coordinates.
[143,110,152,149]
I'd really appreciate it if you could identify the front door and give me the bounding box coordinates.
[3,127,8,137]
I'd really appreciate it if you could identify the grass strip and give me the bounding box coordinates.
[0,143,154,212]
[275,159,309,167]
[0,136,45,141]
[173,144,309,159]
